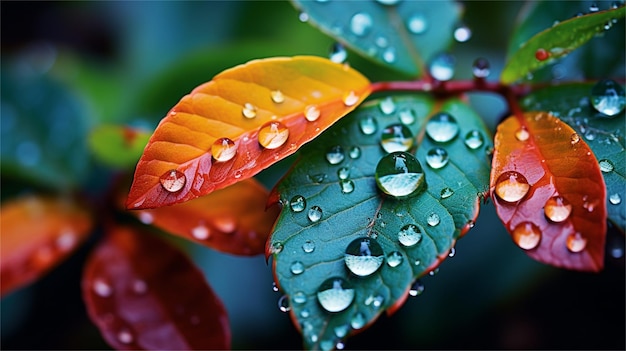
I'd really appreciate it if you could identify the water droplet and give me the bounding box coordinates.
[317,278,355,313]
[211,137,237,162]
[535,48,550,61]
[423,213,440,228]
[298,12,309,22]
[589,2,600,12]
[272,282,279,292]
[303,240,316,253]
[584,130,596,141]
[293,291,307,304]
[398,224,423,247]
[350,312,366,329]
[138,211,154,224]
[326,145,345,164]
[359,115,378,135]
[379,97,396,115]
[609,193,622,205]
[566,232,587,253]
[429,53,455,81]
[512,222,541,250]
[409,280,425,296]
[308,173,327,183]
[93,278,113,297]
[290,261,305,275]
[570,133,580,145]
[334,324,349,338]
[454,24,472,42]
[544,196,572,222]
[214,217,236,233]
[308,206,323,223]
[191,224,210,240]
[289,195,307,213]
[329,42,347,63]
[304,105,321,122]
[337,167,350,180]
[440,187,454,199]
[234,170,243,178]
[407,13,428,34]
[429,268,439,276]
[398,107,417,125]
[349,146,361,159]
[270,242,283,255]
[472,57,490,78]
[425,112,459,142]
[599,159,614,172]
[278,295,291,312]
[380,124,414,153]
[376,0,401,5]
[591,79,625,116]
[117,329,133,344]
[343,91,359,106]
[132,279,148,294]
[350,12,373,36]
[386,251,403,267]
[494,171,530,203]
[448,247,456,257]
[463,130,484,149]
[515,127,530,141]
[300,309,310,319]
[382,47,396,63]
[426,147,449,169]
[375,152,426,198]
[160,169,186,193]
[340,179,355,194]
[364,294,384,307]
[336,341,345,350]
[269,90,285,104]
[242,103,257,118]
[344,238,384,277]
[258,121,289,149]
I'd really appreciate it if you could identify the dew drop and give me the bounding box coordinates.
[375,152,426,198]
[407,13,428,34]
[398,224,423,247]
[317,278,355,313]
[298,12,309,22]
[425,112,459,142]
[515,127,529,141]
[609,193,622,205]
[290,195,307,212]
[340,179,355,194]
[329,42,348,63]
[278,295,291,312]
[290,261,305,275]
[300,309,310,319]
[376,0,401,5]
[272,282,279,292]
[599,159,614,172]
[308,173,327,184]
[338,167,350,180]
[535,48,550,61]
[303,240,316,253]
[160,170,186,193]
[494,171,530,203]
[349,146,361,159]
[344,238,384,277]
[570,133,581,145]
[591,79,625,116]
[429,53,455,81]
[326,145,345,164]
[350,312,366,329]
[343,91,359,106]
[449,247,456,257]
[258,121,289,149]
[350,12,373,37]
[364,294,384,307]
[359,115,378,135]
[544,196,572,222]
[426,213,440,227]
[380,124,414,153]
[308,206,323,223]
[191,224,210,240]
[566,232,587,253]
[454,24,472,42]
[93,278,113,297]
[138,211,154,224]
[117,329,133,344]
[386,251,403,267]
[464,130,484,149]
[56,230,77,251]
[293,291,307,304]
[214,217,236,233]
[472,57,490,78]
[382,47,396,63]
[512,222,541,250]
[270,242,283,255]
[334,324,349,338]
[426,147,449,169]
[242,103,257,118]
[379,96,397,115]
[589,2,600,12]
[398,107,417,125]
[409,280,425,296]
[211,137,237,162]
[304,105,321,122]
[440,187,454,199]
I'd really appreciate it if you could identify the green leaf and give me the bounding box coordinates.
[268,95,491,349]
[521,82,625,232]
[501,4,625,84]
[291,0,462,77]
[88,125,151,170]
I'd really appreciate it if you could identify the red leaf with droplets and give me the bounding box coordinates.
[126,56,371,209]
[131,178,280,256]
[82,225,230,350]
[491,112,607,272]
[0,195,92,296]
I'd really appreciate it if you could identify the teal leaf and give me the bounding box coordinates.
[291,0,462,77]
[521,82,625,232]
[501,4,625,84]
[268,95,491,349]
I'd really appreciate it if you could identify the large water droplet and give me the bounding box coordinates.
[326,145,345,164]
[409,280,425,296]
[278,295,291,312]
[566,232,587,253]
[349,146,361,159]
[308,206,323,222]
[317,278,355,313]
[591,79,625,116]
[160,170,186,193]
[426,213,440,227]
[544,196,572,222]
[290,195,307,212]
[398,224,423,247]
[386,251,403,267]
[440,187,454,199]
[494,171,530,203]
[211,137,237,162]
[340,179,355,194]
[291,261,305,275]
[407,13,428,34]
[379,97,397,115]
[242,103,257,118]
[425,147,449,169]
[512,222,541,250]
[359,116,378,135]
[258,121,289,149]
[429,53,455,81]
[609,193,622,205]
[93,278,113,297]
[344,238,384,277]
[350,13,373,36]
[303,240,316,253]
[343,91,359,106]
[380,124,414,153]
[329,42,348,63]
[425,112,459,142]
[464,130,484,149]
[271,90,285,104]
[304,105,321,122]
[399,107,417,125]
[375,152,426,198]
[599,159,614,172]
[350,312,366,329]
[191,224,210,240]
[472,57,490,78]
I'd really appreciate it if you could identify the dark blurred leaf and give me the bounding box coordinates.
[88,125,150,170]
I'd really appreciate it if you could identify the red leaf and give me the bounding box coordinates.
[131,178,279,255]
[126,56,370,209]
[490,112,607,272]
[0,195,92,296]
[82,226,230,350]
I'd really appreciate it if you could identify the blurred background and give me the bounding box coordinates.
[1,1,624,350]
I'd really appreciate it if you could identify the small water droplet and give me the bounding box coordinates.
[386,251,403,267]
[566,232,587,253]
[56,230,76,251]
[535,48,550,61]
[338,167,350,180]
[454,24,472,42]
[211,137,237,162]
[298,12,309,22]
[242,103,257,118]
[609,193,622,205]
[375,152,426,198]
[290,261,305,275]
[425,112,459,142]
[308,206,323,223]
[300,309,310,318]
[515,127,530,141]
[344,238,384,277]
[407,13,428,34]
[512,222,541,250]
[472,57,490,78]
[584,129,596,141]
[364,294,384,307]
[214,217,236,233]
[329,42,347,63]
[589,2,600,12]
[544,196,572,222]
[293,291,307,304]
[117,329,133,344]
[343,91,359,106]
[191,224,210,240]
[375,35,388,48]
[359,115,378,135]
[440,187,454,199]
[350,312,366,329]
[270,90,285,104]
[340,179,355,194]
[380,124,414,153]
[570,133,580,145]
[93,278,113,297]
[270,242,283,255]
[160,170,186,193]
[426,147,449,169]
[429,268,439,276]
[376,0,401,5]
[290,195,307,212]
[272,282,279,292]
[317,278,355,313]
[409,280,425,296]
[132,279,148,295]
[258,121,289,149]
[308,173,327,184]
[494,171,530,203]
[334,324,349,338]
[591,79,625,116]
[278,295,291,312]
[599,159,614,172]
[349,146,361,159]
[382,47,396,63]
[303,240,316,253]
[304,105,321,122]
[426,213,440,227]
[464,130,484,149]
[448,247,456,257]
[398,107,417,125]
[350,12,373,37]
[398,224,423,247]
[326,145,345,164]
[336,341,345,350]
[429,53,455,81]
[379,97,396,115]
[138,211,154,224]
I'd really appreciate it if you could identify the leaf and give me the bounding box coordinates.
[126,56,371,210]
[82,225,230,350]
[491,112,607,272]
[521,82,625,232]
[267,95,491,349]
[131,178,280,256]
[501,4,625,84]
[88,125,151,169]
[0,195,92,296]
[291,0,462,77]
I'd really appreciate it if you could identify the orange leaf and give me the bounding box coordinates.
[126,56,371,209]
[82,225,230,350]
[131,178,280,256]
[0,195,92,296]
[490,112,606,272]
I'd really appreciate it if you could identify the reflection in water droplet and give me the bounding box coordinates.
[425,112,459,142]
[570,133,580,145]
[599,159,614,172]
[293,291,307,304]
[93,278,113,297]
[427,213,440,226]
[386,251,403,267]
[591,79,625,116]
[566,232,587,253]
[429,53,455,81]
[242,103,257,118]
[290,195,307,212]
[317,278,355,313]
[303,240,316,253]
[515,127,529,141]
[609,193,622,205]
[350,12,373,36]
[270,242,283,254]
[407,13,428,34]
[343,91,359,106]
[379,97,396,115]
[278,295,291,312]
[544,196,572,222]
[117,329,133,344]
[472,57,490,78]
[326,145,345,164]
[375,152,426,198]
[380,124,414,153]
[329,42,348,63]
[340,179,355,194]
[409,280,425,296]
[271,90,285,104]
[160,170,186,193]
[304,105,321,122]
[308,206,323,223]
[344,238,384,277]
[350,312,366,329]
[464,130,484,149]
[398,224,422,247]
[290,261,305,275]
[426,147,449,169]
[211,137,237,162]
[399,107,417,125]
[440,187,454,199]
[494,171,530,203]
[272,282,279,292]
[258,121,289,149]
[349,146,361,159]
[191,224,210,240]
[359,116,378,135]
[512,222,541,250]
